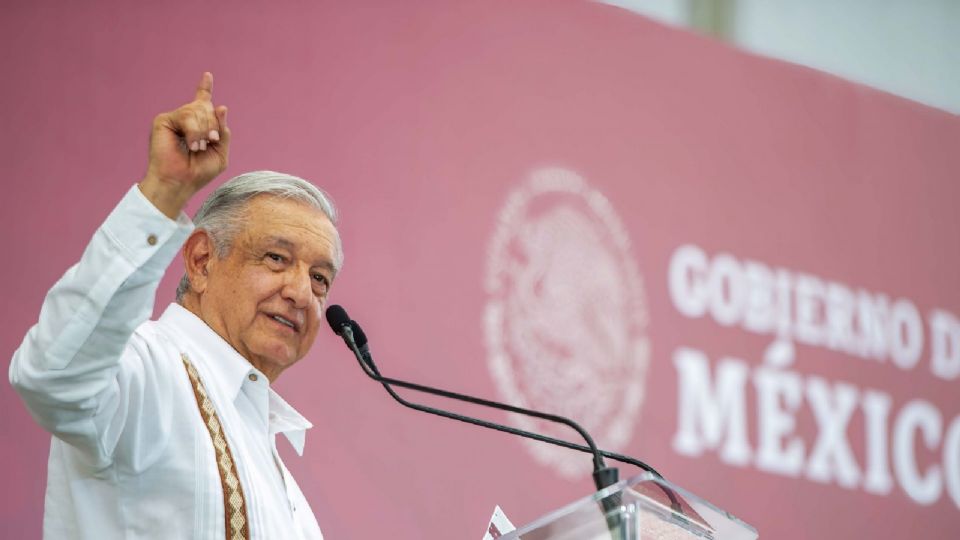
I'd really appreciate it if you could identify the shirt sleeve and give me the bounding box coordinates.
[9,185,194,464]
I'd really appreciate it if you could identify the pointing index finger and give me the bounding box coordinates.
[195,72,213,102]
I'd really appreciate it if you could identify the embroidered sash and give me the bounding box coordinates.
[181,354,250,540]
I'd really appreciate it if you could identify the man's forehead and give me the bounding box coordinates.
[241,198,336,236]
[244,195,331,223]
[238,196,342,270]
[262,235,296,249]
[256,232,332,253]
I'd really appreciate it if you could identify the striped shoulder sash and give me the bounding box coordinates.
[181,353,250,540]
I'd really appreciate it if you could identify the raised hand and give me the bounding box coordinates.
[139,72,231,218]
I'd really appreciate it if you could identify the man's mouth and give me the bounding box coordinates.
[269,314,299,333]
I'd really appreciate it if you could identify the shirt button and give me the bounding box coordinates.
[248,373,258,382]
[147,234,158,246]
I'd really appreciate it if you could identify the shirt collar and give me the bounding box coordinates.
[269,391,313,456]
[159,303,313,455]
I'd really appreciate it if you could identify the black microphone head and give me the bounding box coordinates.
[325,305,351,336]
[350,320,368,348]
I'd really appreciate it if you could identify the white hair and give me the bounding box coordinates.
[175,170,342,302]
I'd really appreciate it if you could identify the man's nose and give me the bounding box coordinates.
[281,268,312,308]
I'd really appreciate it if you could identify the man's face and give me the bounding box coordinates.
[198,195,340,381]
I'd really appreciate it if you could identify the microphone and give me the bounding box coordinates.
[324,305,663,494]
[326,304,353,339]
[347,319,372,366]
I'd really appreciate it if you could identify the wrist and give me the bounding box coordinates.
[138,175,195,220]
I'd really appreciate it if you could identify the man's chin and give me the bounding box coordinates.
[250,344,300,372]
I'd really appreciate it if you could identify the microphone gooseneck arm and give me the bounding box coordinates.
[363,349,661,478]
[325,305,664,490]
[342,324,611,474]
[326,305,686,525]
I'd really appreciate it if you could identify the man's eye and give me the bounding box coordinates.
[266,253,285,263]
[312,274,328,286]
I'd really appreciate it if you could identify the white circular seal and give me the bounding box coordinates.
[483,167,650,478]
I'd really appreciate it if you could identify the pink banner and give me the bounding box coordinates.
[2,1,958,538]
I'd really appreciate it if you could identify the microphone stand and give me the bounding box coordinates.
[338,322,623,492]
[328,310,686,531]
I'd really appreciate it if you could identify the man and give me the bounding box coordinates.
[9,73,339,539]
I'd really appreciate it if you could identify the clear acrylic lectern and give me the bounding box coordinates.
[499,473,758,540]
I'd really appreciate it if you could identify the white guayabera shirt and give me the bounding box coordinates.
[9,186,324,540]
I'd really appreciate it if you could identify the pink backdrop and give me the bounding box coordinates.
[2,1,959,538]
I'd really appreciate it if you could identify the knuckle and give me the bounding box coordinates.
[176,107,195,125]
[152,113,172,131]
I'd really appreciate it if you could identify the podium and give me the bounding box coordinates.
[499,473,758,539]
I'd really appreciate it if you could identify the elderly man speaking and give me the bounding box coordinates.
[10,73,338,539]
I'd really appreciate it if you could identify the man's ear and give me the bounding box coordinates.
[182,230,216,295]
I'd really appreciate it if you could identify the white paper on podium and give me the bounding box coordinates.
[482,505,516,539]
